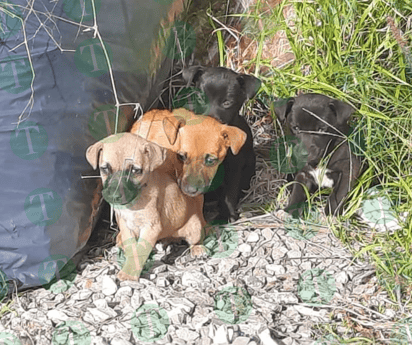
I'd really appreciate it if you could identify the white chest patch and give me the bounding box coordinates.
[309,168,334,188]
[116,208,138,230]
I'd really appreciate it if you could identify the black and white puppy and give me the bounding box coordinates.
[274,93,361,216]
[182,66,261,222]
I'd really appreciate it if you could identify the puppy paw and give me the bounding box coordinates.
[190,244,207,258]
[115,232,123,247]
[117,270,140,281]
[229,209,240,222]
[229,214,239,223]
[214,211,238,224]
[273,210,289,216]
[117,257,145,281]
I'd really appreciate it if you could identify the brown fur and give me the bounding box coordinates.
[130,108,247,197]
[86,133,206,281]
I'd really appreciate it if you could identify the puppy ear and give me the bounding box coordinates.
[274,98,294,124]
[143,142,166,172]
[86,142,104,170]
[182,66,205,87]
[329,99,356,125]
[221,125,247,155]
[238,74,261,99]
[162,116,186,145]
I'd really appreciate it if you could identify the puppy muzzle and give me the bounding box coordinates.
[102,172,143,206]
[180,175,211,197]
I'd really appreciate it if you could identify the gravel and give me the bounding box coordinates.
[0,210,401,344]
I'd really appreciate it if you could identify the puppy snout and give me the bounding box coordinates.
[182,184,202,197]
[181,175,209,196]
[307,145,323,164]
[102,172,141,205]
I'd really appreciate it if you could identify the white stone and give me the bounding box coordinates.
[259,328,281,345]
[93,298,108,309]
[192,315,210,331]
[168,308,183,325]
[72,289,93,301]
[286,250,301,260]
[296,325,312,339]
[300,261,312,271]
[291,305,321,318]
[153,264,168,274]
[261,228,273,241]
[277,293,299,304]
[168,298,195,314]
[214,325,228,344]
[156,276,169,287]
[47,309,68,323]
[271,246,288,260]
[238,243,252,253]
[199,338,213,345]
[217,258,239,275]
[111,338,133,345]
[227,327,234,342]
[208,324,216,339]
[131,291,142,310]
[266,264,286,275]
[384,309,396,318]
[246,232,260,243]
[115,286,132,298]
[86,307,116,323]
[101,276,117,296]
[248,256,267,268]
[232,337,251,345]
[181,271,211,288]
[21,310,37,321]
[335,271,348,285]
[175,328,200,342]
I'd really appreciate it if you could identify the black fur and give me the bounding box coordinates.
[274,93,361,216]
[183,66,261,222]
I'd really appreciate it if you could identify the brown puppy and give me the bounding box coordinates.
[86,133,206,281]
[130,108,247,198]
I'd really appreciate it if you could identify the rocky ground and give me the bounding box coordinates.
[0,204,404,345]
[1,1,409,344]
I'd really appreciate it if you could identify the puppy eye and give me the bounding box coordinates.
[100,165,111,174]
[205,155,218,167]
[131,167,143,175]
[222,100,232,108]
[177,152,187,162]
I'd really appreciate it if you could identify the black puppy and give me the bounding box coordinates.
[274,93,361,216]
[182,66,261,222]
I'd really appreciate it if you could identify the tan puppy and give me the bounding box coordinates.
[130,108,247,197]
[86,133,206,281]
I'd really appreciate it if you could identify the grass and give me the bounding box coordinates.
[259,0,411,284]
[206,0,412,342]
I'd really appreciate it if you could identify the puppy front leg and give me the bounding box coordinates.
[240,156,256,193]
[117,220,160,281]
[326,153,361,216]
[187,220,208,257]
[115,214,124,248]
[222,167,243,223]
[286,168,315,216]
[325,170,347,216]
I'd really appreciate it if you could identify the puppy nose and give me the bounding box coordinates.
[182,184,201,196]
